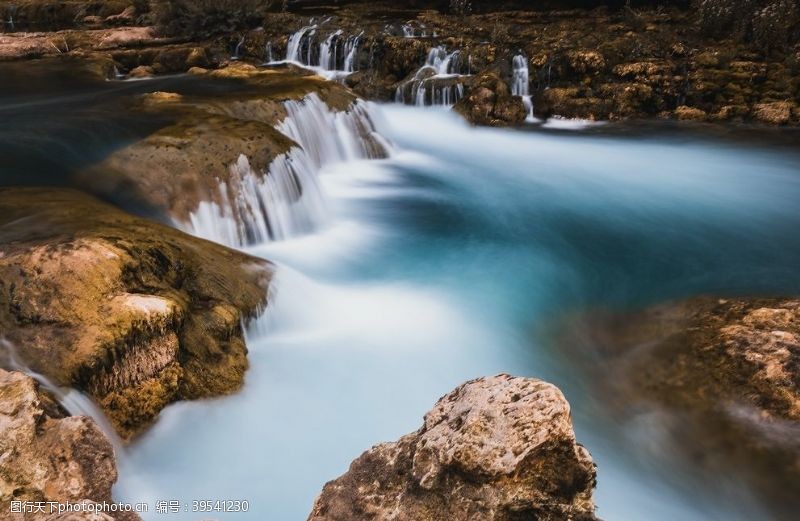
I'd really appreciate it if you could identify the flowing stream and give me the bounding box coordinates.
[113,106,800,520]
[2,62,800,520]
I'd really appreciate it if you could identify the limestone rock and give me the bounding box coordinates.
[309,374,598,521]
[0,188,271,438]
[0,369,128,520]
[454,72,526,126]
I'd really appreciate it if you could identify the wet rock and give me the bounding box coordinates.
[0,368,130,520]
[309,374,598,521]
[674,105,708,121]
[454,72,526,126]
[753,101,796,125]
[126,65,153,78]
[0,188,271,438]
[83,63,356,226]
[567,297,800,517]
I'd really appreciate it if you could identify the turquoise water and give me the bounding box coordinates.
[116,106,800,520]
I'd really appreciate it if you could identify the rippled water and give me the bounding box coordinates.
[106,106,800,520]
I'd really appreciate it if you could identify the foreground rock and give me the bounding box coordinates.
[0,368,133,520]
[571,297,800,517]
[309,374,598,521]
[0,188,271,439]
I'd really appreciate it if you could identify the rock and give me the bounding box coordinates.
[104,6,136,26]
[454,72,526,126]
[309,374,598,521]
[0,188,271,438]
[674,105,708,121]
[126,65,153,78]
[753,101,795,125]
[83,64,358,226]
[567,297,800,516]
[0,368,130,520]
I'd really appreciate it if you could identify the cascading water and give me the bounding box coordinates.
[232,35,246,60]
[395,46,467,107]
[511,54,536,122]
[282,24,362,76]
[184,94,390,248]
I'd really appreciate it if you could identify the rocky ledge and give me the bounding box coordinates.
[0,188,271,439]
[309,374,598,521]
[0,368,133,521]
[573,297,800,517]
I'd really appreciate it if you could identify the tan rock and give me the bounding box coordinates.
[0,369,127,520]
[309,374,598,521]
[0,188,271,438]
[674,105,708,121]
[126,65,153,78]
[753,101,795,125]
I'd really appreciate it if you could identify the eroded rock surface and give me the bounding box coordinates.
[82,63,362,228]
[569,297,800,517]
[0,368,128,520]
[309,374,598,521]
[0,188,271,438]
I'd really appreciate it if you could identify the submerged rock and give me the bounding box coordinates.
[569,297,800,517]
[0,368,130,520]
[0,188,271,438]
[309,374,598,521]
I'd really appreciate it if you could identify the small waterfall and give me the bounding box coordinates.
[0,339,122,450]
[188,151,326,246]
[184,94,390,248]
[286,24,318,64]
[319,30,343,70]
[265,42,275,63]
[395,46,467,107]
[343,33,362,73]
[283,25,361,75]
[512,54,536,122]
[232,35,246,60]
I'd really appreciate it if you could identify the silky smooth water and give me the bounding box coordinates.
[115,106,800,520]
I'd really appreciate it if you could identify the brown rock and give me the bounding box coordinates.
[753,101,795,125]
[83,65,356,225]
[674,105,708,121]
[0,188,271,438]
[309,374,598,521]
[126,65,153,78]
[568,297,800,516]
[454,72,526,126]
[0,369,130,520]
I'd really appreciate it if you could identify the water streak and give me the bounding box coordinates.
[511,54,536,122]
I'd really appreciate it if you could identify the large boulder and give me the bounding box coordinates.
[570,297,800,517]
[0,368,129,520]
[0,188,271,439]
[309,374,598,521]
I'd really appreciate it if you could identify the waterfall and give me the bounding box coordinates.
[0,339,122,449]
[265,42,275,64]
[283,25,361,75]
[188,151,326,246]
[511,54,536,122]
[286,25,317,64]
[395,46,467,107]
[343,33,362,73]
[232,35,246,60]
[184,94,390,248]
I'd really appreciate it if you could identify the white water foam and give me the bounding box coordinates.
[395,46,468,107]
[183,94,390,248]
